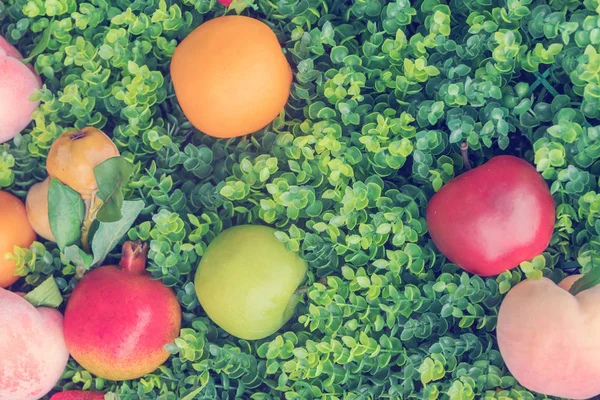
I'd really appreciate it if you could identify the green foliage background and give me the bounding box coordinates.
[0,0,597,398]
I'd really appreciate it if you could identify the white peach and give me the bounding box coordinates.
[0,36,23,58]
[0,288,69,400]
[0,36,41,144]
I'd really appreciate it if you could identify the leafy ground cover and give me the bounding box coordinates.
[1,0,598,399]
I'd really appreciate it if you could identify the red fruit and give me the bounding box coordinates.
[50,391,105,400]
[63,241,182,381]
[218,0,233,6]
[426,155,555,276]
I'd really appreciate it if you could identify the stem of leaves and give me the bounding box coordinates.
[81,193,103,253]
[295,277,327,294]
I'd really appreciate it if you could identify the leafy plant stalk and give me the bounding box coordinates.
[81,193,103,253]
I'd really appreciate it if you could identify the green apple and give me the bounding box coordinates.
[194,224,307,340]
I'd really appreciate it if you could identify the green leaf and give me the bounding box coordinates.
[22,22,53,64]
[569,268,600,296]
[24,276,63,308]
[8,0,600,397]
[93,156,134,223]
[48,178,85,250]
[182,387,205,400]
[91,200,144,266]
[230,0,257,14]
[63,244,94,270]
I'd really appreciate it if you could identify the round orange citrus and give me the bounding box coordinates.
[46,127,119,198]
[0,190,36,287]
[170,16,292,139]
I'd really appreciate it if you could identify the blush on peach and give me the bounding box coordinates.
[0,36,41,144]
[0,288,69,400]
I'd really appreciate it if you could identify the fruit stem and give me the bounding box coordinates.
[460,142,471,171]
[81,193,103,253]
[294,277,327,294]
[120,240,149,274]
[71,130,87,140]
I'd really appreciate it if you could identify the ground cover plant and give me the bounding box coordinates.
[1,0,600,398]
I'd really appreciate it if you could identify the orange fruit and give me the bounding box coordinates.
[46,127,119,197]
[0,191,36,287]
[170,16,292,138]
[26,178,55,242]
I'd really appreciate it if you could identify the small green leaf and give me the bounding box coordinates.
[230,0,257,14]
[525,269,543,280]
[498,279,511,294]
[24,276,62,308]
[181,387,204,400]
[91,200,144,266]
[22,22,53,63]
[48,178,85,250]
[63,244,93,270]
[94,156,134,223]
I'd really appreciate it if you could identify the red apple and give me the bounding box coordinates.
[426,155,555,276]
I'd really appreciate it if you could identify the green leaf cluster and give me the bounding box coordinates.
[2,0,599,398]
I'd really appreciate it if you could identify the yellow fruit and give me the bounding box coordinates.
[26,178,55,242]
[46,127,119,197]
[170,16,292,138]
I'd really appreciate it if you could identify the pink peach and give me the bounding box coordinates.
[0,36,23,59]
[0,37,39,81]
[0,36,41,144]
[497,275,600,399]
[0,288,69,400]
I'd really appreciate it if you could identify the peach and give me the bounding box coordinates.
[0,36,23,59]
[0,288,69,400]
[0,36,41,144]
[26,178,56,242]
[0,37,41,84]
[497,275,600,399]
